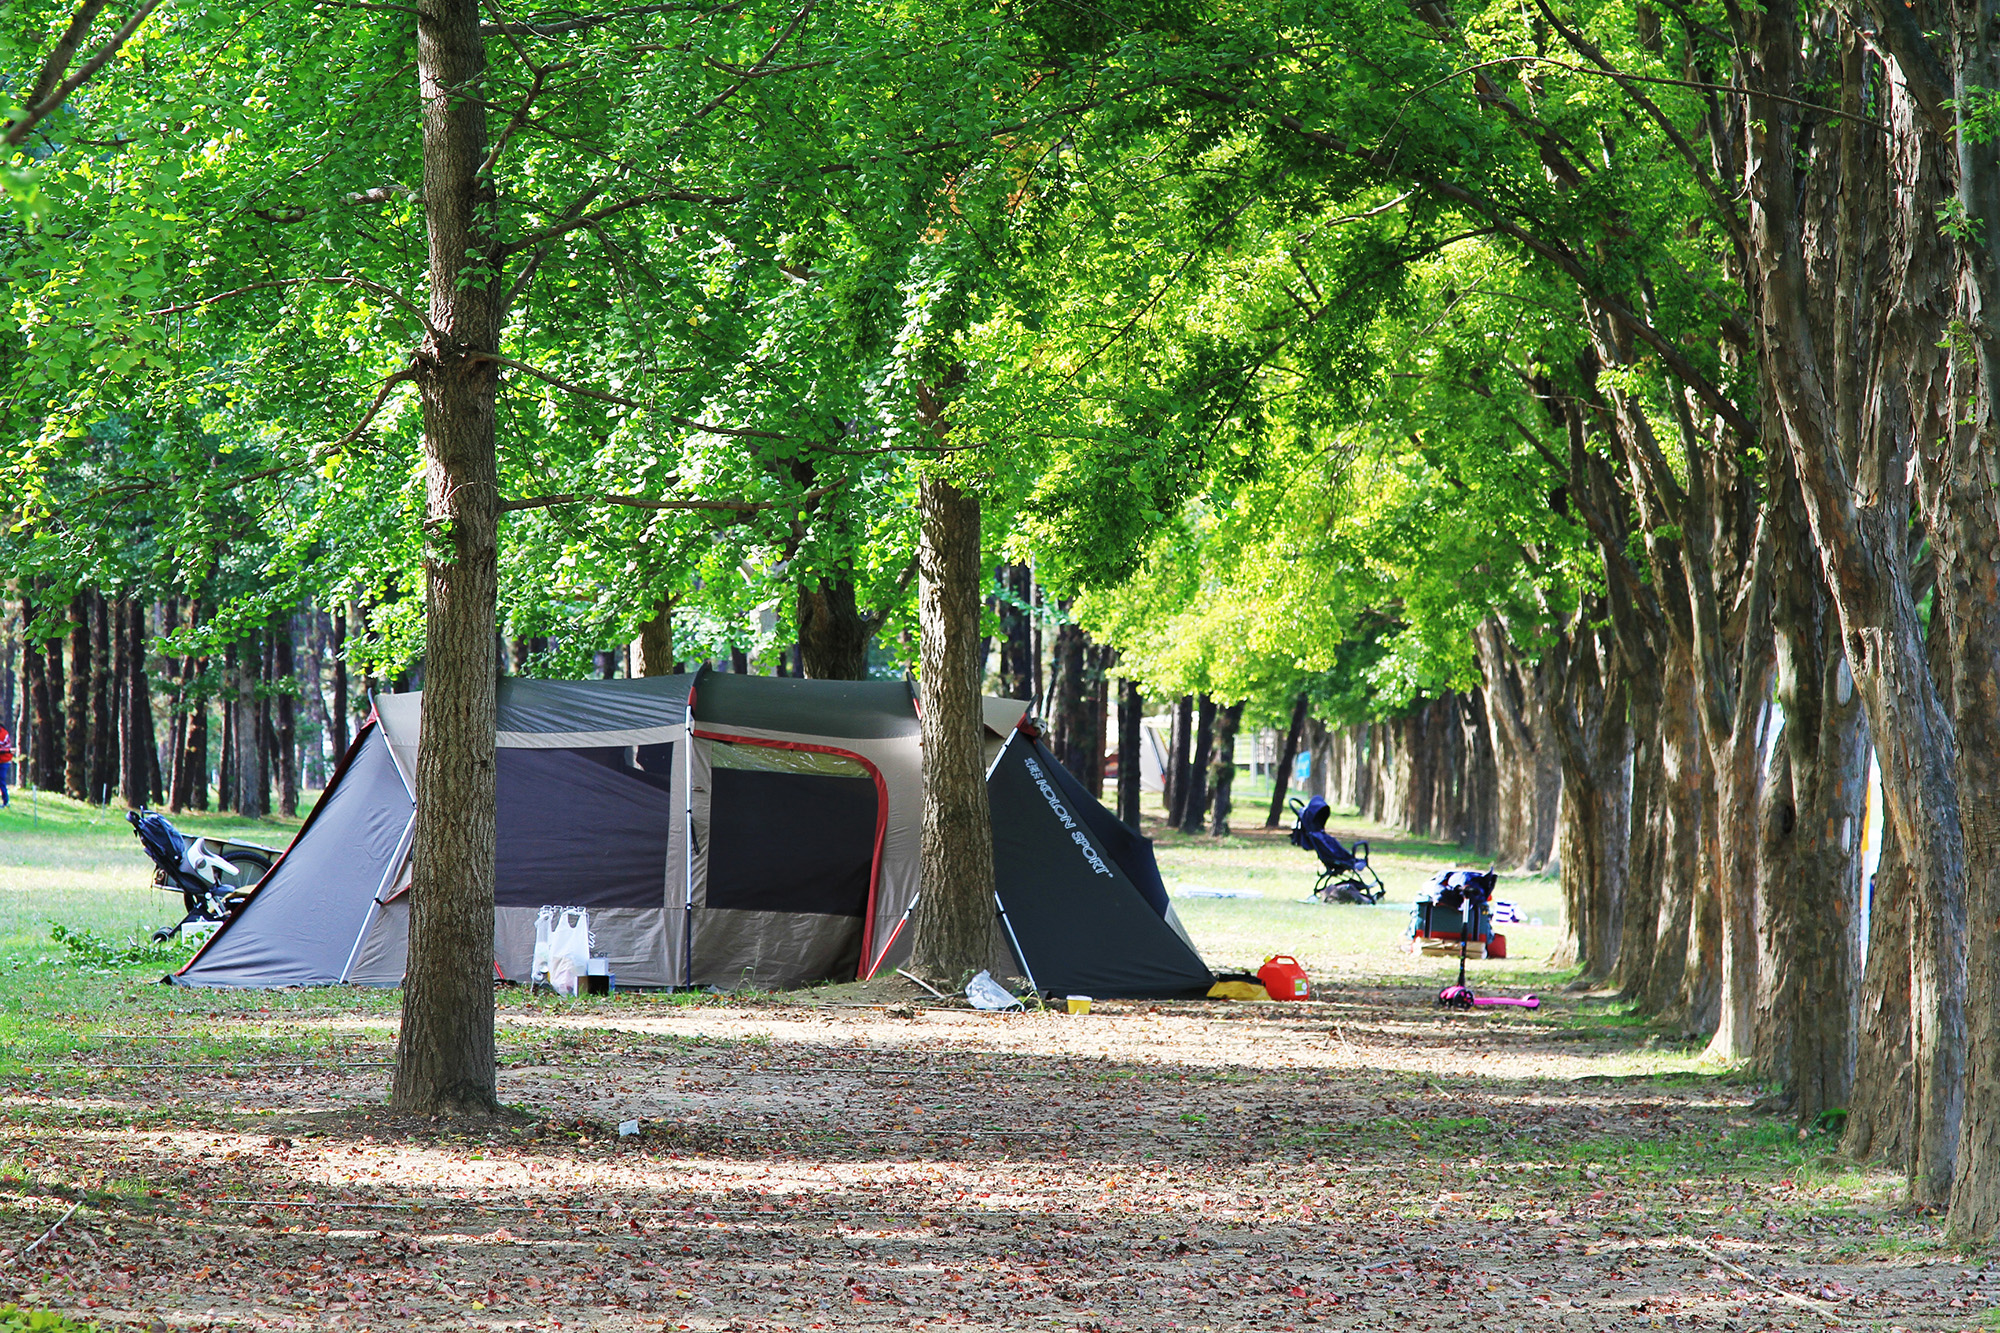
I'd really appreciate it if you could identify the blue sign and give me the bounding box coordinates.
[1293,751,1312,783]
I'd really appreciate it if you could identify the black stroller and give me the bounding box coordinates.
[1287,797,1385,904]
[127,808,278,940]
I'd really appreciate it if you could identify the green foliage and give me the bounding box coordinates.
[0,1307,102,1333]
[47,923,193,973]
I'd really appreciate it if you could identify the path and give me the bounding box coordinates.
[0,986,1972,1331]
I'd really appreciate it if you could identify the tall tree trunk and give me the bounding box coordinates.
[1265,691,1311,828]
[1752,475,1871,1125]
[275,618,298,817]
[1166,694,1192,826]
[1116,677,1142,829]
[797,578,870,680]
[393,0,505,1118]
[331,604,350,756]
[909,476,994,982]
[63,596,88,801]
[998,563,1034,700]
[217,643,236,813]
[88,591,115,804]
[1179,693,1216,835]
[24,598,63,792]
[1844,810,1913,1168]
[1208,701,1244,837]
[121,599,155,808]
[233,634,266,817]
[1549,619,1630,979]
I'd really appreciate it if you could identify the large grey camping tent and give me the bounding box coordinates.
[173,670,1212,998]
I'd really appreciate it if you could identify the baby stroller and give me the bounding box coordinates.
[1287,796,1385,904]
[126,808,277,940]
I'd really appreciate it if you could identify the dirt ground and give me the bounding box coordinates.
[6,983,1984,1332]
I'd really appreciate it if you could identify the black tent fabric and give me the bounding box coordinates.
[988,737,1213,998]
[493,747,677,909]
[1038,738,1174,917]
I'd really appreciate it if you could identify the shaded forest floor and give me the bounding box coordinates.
[0,790,1979,1331]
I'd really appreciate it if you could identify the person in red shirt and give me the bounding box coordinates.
[0,724,12,808]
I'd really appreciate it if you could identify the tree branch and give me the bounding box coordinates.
[500,480,841,513]
[5,0,163,149]
[478,1,742,37]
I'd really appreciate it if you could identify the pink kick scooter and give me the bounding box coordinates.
[1435,878,1539,1011]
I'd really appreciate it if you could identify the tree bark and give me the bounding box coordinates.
[1844,809,1914,1168]
[331,604,350,757]
[997,563,1034,700]
[1208,701,1244,837]
[1266,691,1311,828]
[1116,676,1143,828]
[275,617,298,817]
[63,596,88,801]
[1166,694,1192,826]
[637,597,675,676]
[797,578,870,680]
[121,599,155,808]
[1548,617,1629,979]
[908,476,995,983]
[392,0,504,1117]
[1179,693,1216,835]
[88,592,114,804]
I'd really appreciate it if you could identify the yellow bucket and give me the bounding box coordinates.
[1066,995,1092,1015]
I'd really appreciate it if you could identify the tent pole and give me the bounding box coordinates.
[337,813,418,984]
[682,720,695,987]
[994,889,1040,997]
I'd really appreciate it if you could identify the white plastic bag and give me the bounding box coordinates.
[546,908,592,996]
[964,969,1024,1011]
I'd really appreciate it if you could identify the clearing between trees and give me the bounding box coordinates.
[0,801,1973,1331]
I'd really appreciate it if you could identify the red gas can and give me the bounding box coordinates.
[1258,954,1311,1001]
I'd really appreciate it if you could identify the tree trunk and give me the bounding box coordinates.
[1266,691,1311,828]
[637,597,675,676]
[1548,619,1630,979]
[275,618,298,817]
[797,578,870,680]
[89,591,116,805]
[1179,693,1216,835]
[121,599,153,808]
[1209,701,1244,837]
[331,604,351,756]
[1116,677,1142,829]
[908,476,995,983]
[233,634,267,817]
[998,563,1034,700]
[392,0,505,1117]
[1844,810,1913,1168]
[1166,694,1192,826]
[1751,473,1871,1125]
[63,596,88,801]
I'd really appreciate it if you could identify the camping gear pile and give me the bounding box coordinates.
[1286,797,1384,903]
[1410,868,1508,958]
[126,808,278,940]
[171,670,1215,1000]
[1205,954,1313,1001]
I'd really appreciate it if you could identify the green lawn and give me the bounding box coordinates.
[0,783,1557,998]
[1133,787,1565,988]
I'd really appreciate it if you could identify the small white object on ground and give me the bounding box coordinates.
[1171,886,1263,899]
[964,970,1024,1011]
[618,1119,640,1137]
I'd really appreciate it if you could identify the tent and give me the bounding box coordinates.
[173,670,1212,998]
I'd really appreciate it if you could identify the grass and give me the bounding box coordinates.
[1135,787,1568,986]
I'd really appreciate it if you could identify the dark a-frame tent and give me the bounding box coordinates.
[173,670,1212,999]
